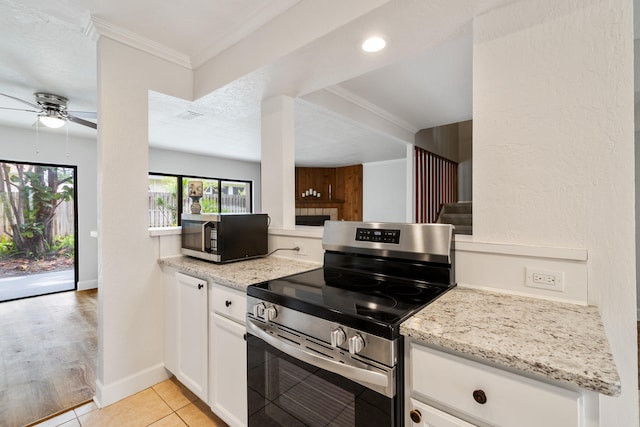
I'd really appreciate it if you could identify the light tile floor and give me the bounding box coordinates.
[30,378,228,427]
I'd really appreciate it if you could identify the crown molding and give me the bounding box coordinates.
[91,17,192,69]
[82,15,99,42]
[325,85,419,134]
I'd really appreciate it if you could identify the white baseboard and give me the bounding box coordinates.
[94,363,169,408]
[78,279,98,291]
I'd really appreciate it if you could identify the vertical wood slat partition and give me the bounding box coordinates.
[415,147,458,223]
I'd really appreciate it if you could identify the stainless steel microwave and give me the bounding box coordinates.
[181,213,268,263]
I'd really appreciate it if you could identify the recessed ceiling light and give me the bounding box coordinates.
[362,36,386,53]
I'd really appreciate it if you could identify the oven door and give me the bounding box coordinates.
[246,330,400,426]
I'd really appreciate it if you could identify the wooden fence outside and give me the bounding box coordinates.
[149,191,178,228]
[221,194,249,213]
[0,194,74,238]
[148,192,249,227]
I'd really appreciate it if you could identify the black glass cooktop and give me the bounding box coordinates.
[247,266,453,339]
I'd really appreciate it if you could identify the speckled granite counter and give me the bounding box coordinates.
[400,287,620,396]
[158,255,321,291]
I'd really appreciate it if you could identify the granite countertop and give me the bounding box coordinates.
[158,255,321,291]
[400,287,621,396]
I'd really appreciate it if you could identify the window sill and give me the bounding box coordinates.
[149,226,181,237]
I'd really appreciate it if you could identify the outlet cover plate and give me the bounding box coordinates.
[525,268,565,292]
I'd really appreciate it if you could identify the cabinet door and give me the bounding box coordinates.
[210,312,247,427]
[409,399,476,427]
[175,272,208,402]
[163,267,178,374]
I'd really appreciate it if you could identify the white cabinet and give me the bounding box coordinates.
[408,343,592,427]
[209,284,247,427]
[164,271,208,402]
[409,398,476,427]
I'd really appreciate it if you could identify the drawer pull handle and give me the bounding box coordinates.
[198,284,203,290]
[409,409,422,423]
[473,389,487,404]
[225,300,232,307]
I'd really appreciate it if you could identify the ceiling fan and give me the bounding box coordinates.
[0,92,97,130]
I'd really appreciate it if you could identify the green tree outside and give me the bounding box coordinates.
[0,162,74,259]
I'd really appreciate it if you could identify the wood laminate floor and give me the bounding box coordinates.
[0,289,97,427]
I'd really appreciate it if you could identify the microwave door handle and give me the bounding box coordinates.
[200,222,208,251]
[246,318,392,397]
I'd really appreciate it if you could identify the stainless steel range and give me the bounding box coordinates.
[246,221,455,426]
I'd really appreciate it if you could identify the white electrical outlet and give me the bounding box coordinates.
[525,268,564,292]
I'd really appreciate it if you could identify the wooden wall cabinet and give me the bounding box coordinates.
[295,165,362,221]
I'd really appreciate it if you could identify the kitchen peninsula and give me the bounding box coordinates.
[160,254,619,426]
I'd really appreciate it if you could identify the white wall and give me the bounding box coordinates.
[363,158,407,222]
[637,129,640,320]
[149,147,262,212]
[96,37,193,407]
[0,125,98,289]
[457,120,472,202]
[472,1,637,425]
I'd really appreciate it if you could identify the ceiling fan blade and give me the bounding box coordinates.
[0,92,41,109]
[0,106,39,113]
[67,114,97,129]
[67,110,97,119]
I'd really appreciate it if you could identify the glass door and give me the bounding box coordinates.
[0,161,77,302]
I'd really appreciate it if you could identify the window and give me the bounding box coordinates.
[148,173,252,227]
[149,174,179,227]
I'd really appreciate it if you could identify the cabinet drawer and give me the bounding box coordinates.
[411,344,582,427]
[410,398,476,427]
[210,284,246,324]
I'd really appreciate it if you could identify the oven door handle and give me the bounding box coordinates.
[247,318,391,394]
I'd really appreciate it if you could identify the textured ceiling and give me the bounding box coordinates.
[0,0,96,137]
[337,30,473,131]
[0,0,477,166]
[147,27,473,166]
[91,0,300,66]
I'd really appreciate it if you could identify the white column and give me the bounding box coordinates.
[96,36,192,407]
[261,95,295,230]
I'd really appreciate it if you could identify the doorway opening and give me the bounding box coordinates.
[0,160,77,302]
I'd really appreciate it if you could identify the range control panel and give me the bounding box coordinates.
[355,228,401,244]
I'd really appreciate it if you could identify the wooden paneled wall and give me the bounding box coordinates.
[295,165,362,221]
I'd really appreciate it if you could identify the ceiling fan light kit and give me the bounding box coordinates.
[38,110,66,128]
